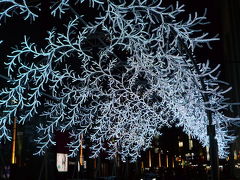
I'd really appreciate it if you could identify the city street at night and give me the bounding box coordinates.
[0,0,240,179]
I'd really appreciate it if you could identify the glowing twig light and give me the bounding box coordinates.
[0,0,238,163]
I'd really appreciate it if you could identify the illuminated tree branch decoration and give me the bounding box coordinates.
[0,0,238,162]
[0,0,39,22]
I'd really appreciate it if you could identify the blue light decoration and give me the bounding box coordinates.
[0,0,238,162]
[0,0,39,23]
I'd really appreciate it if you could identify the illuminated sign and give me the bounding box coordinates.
[57,153,68,172]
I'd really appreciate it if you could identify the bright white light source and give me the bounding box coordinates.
[57,153,68,172]
[179,141,183,148]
